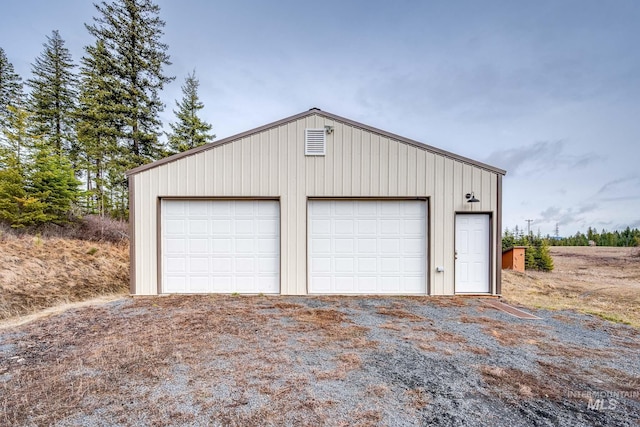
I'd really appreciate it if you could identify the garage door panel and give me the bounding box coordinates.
[312,258,331,273]
[309,200,427,294]
[258,257,278,273]
[258,238,278,253]
[335,220,354,234]
[358,258,377,273]
[165,238,186,254]
[162,200,280,294]
[334,277,354,292]
[334,238,354,253]
[380,239,400,253]
[335,258,354,273]
[212,239,232,253]
[165,219,185,235]
[312,239,331,253]
[257,219,277,234]
[212,220,231,233]
[235,238,254,253]
[357,220,376,234]
[235,220,254,234]
[187,201,209,215]
[358,239,377,253]
[189,257,209,273]
[357,202,376,215]
[403,238,423,254]
[211,201,231,215]
[403,257,424,272]
[334,201,354,215]
[165,257,186,273]
[380,220,400,234]
[312,219,331,234]
[188,276,210,293]
[381,258,400,272]
[212,257,232,272]
[188,239,208,253]
[164,276,185,293]
[357,277,377,292]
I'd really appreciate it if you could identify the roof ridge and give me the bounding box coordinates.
[126,108,506,176]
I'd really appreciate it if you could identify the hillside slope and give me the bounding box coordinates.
[0,236,129,319]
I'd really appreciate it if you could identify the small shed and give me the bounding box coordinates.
[502,246,527,272]
[126,108,506,296]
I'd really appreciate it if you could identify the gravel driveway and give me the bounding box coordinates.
[1,295,639,426]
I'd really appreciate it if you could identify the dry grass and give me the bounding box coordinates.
[406,387,431,408]
[463,315,549,347]
[2,296,380,426]
[0,236,129,319]
[376,307,425,321]
[480,365,561,400]
[502,246,640,327]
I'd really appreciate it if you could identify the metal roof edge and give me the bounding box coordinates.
[125,109,318,176]
[126,108,506,177]
[313,109,507,176]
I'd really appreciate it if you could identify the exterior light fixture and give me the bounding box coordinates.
[324,125,334,134]
[465,192,480,203]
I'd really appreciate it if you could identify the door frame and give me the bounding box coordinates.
[454,212,493,294]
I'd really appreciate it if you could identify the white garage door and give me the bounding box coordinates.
[162,200,279,294]
[308,200,427,294]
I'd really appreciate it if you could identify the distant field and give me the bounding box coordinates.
[0,236,129,320]
[502,246,640,327]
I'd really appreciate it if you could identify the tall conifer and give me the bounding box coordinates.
[167,70,214,154]
[26,31,78,161]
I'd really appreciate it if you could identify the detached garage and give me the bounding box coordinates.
[126,108,506,296]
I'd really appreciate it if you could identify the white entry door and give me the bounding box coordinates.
[308,200,427,294]
[455,214,490,293]
[162,199,280,294]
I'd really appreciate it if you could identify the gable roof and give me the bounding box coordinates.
[126,108,506,177]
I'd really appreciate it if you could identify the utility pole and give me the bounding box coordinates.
[525,219,533,236]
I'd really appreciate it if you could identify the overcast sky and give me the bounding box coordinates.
[1,0,639,236]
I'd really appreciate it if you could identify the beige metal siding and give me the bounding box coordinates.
[132,114,501,295]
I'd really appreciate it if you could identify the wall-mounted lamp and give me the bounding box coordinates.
[324,125,334,134]
[465,192,480,203]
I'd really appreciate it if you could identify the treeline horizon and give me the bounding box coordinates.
[0,0,213,228]
[505,225,640,247]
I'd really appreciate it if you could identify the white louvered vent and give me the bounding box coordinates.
[305,128,326,156]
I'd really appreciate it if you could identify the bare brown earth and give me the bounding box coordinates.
[502,246,640,327]
[0,236,129,319]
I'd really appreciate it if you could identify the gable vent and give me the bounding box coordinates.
[305,129,326,156]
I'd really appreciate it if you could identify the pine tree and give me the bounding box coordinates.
[0,105,49,227]
[167,70,214,154]
[524,246,536,270]
[0,105,80,227]
[85,0,174,166]
[0,47,24,127]
[1,105,32,165]
[26,30,78,162]
[535,240,554,271]
[27,142,81,223]
[76,40,124,215]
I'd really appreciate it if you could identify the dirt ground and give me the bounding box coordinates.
[502,246,640,327]
[1,295,638,426]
